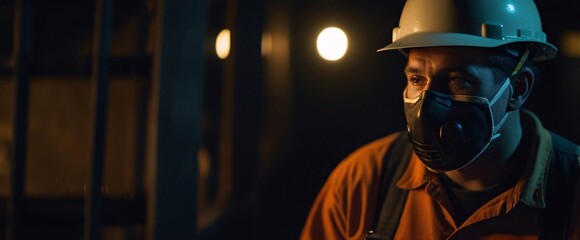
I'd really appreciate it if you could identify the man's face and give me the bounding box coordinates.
[401,47,518,171]
[404,47,503,100]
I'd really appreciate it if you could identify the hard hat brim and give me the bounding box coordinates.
[377,32,557,61]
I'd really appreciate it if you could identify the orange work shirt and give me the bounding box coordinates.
[301,111,580,240]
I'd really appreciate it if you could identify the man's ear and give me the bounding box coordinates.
[508,67,535,111]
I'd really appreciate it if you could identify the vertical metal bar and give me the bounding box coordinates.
[84,0,113,239]
[146,0,207,238]
[8,0,32,239]
[133,0,149,198]
[232,0,265,201]
[134,82,147,192]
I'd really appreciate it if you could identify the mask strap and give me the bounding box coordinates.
[489,44,533,105]
[490,44,533,140]
[510,44,533,77]
[488,78,512,106]
[491,111,510,141]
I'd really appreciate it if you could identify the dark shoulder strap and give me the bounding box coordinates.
[538,132,580,239]
[366,132,413,240]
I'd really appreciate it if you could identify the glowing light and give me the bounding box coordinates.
[262,33,272,57]
[562,31,580,58]
[317,27,348,61]
[215,29,231,59]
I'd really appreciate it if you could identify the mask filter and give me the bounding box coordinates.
[403,79,511,172]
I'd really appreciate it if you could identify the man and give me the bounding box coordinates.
[301,0,580,239]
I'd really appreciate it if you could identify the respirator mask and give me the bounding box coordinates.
[403,47,531,172]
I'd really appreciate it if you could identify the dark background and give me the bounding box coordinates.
[0,0,579,239]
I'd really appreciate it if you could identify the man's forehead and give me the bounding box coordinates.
[406,47,492,68]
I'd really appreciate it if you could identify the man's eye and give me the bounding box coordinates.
[449,76,472,89]
[449,77,465,83]
[409,75,424,85]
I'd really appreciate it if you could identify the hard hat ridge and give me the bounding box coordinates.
[378,0,557,61]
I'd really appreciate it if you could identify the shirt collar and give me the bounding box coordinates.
[397,152,430,190]
[513,110,552,208]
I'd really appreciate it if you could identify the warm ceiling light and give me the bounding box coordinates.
[262,32,272,57]
[562,31,580,58]
[317,27,348,61]
[215,29,231,59]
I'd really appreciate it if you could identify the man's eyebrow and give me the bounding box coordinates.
[440,65,478,76]
[404,64,479,76]
[404,66,420,74]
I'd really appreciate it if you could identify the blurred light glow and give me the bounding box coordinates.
[562,31,580,58]
[216,29,231,59]
[317,27,348,61]
[262,32,272,57]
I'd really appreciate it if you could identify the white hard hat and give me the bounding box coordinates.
[378,0,557,61]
